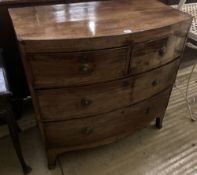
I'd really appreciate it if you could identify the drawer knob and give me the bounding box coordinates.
[80,63,92,73]
[82,55,88,60]
[81,127,94,135]
[81,98,92,106]
[159,46,167,56]
[152,80,159,87]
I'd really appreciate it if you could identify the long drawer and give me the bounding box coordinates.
[36,59,180,121]
[44,87,171,148]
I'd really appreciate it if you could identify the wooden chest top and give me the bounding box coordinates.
[9,0,191,41]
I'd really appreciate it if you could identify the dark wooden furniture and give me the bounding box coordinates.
[0,0,178,100]
[0,0,194,99]
[0,49,31,174]
[0,0,106,101]
[0,0,91,118]
[9,0,192,169]
[0,0,172,104]
[0,0,67,121]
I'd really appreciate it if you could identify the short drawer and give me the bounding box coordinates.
[28,47,130,88]
[36,59,180,121]
[44,87,171,148]
[130,35,184,74]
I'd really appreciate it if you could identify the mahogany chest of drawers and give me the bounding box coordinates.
[9,0,192,169]
[0,0,101,98]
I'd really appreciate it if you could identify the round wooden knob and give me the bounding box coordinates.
[81,98,92,106]
[81,127,94,135]
[80,63,92,73]
[82,55,88,60]
[152,80,159,87]
[159,46,167,56]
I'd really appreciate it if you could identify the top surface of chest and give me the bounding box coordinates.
[9,0,191,41]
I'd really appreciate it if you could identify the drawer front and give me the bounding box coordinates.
[36,59,179,121]
[130,34,185,74]
[29,47,130,88]
[44,87,171,148]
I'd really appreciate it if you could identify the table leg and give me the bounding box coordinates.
[6,103,32,174]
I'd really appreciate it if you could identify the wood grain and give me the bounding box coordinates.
[9,0,190,41]
[10,0,192,168]
[44,87,171,148]
[37,59,180,121]
[28,47,130,88]
[130,35,182,74]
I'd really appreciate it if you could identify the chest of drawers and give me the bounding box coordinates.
[9,0,192,169]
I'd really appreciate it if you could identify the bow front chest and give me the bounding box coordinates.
[9,0,192,169]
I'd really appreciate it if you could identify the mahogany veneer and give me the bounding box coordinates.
[0,0,100,98]
[9,0,192,169]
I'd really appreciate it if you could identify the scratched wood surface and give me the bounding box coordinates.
[9,0,192,168]
[9,0,191,41]
[0,63,197,174]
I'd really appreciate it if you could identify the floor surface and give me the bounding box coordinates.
[0,64,197,175]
